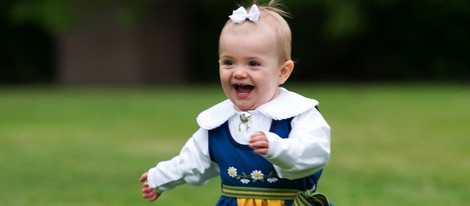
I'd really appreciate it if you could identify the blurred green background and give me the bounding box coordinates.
[0,84,468,205]
[0,0,469,205]
[1,0,469,83]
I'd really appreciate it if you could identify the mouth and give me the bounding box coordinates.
[233,84,254,97]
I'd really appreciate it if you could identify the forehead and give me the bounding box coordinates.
[219,23,277,52]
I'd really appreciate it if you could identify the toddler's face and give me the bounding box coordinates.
[219,23,289,111]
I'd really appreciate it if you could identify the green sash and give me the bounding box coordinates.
[222,184,330,206]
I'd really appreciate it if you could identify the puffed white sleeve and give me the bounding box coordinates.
[146,128,219,193]
[263,107,331,179]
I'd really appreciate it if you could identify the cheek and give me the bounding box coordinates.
[255,76,276,92]
[219,71,233,91]
[259,70,279,85]
[255,72,280,94]
[219,70,230,83]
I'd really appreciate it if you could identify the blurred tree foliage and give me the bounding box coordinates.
[1,0,469,83]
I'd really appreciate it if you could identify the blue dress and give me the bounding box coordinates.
[208,118,325,206]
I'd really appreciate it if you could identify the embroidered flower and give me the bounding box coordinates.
[226,167,279,184]
[251,170,264,181]
[227,167,237,178]
[267,177,278,183]
[241,179,250,184]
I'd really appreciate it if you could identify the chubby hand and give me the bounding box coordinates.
[139,172,160,202]
[249,131,269,155]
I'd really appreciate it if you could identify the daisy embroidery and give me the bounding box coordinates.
[267,177,278,183]
[241,179,250,184]
[266,171,278,183]
[251,170,264,181]
[227,167,237,178]
[226,167,279,184]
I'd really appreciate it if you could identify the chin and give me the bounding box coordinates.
[235,102,258,111]
[233,103,250,111]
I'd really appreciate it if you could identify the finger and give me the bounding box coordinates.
[142,191,153,198]
[142,189,156,197]
[139,173,148,182]
[142,187,154,193]
[148,195,157,201]
[249,132,266,143]
[143,182,149,188]
[249,140,268,149]
[142,191,152,198]
[250,131,264,138]
[143,193,157,201]
[149,193,160,201]
[254,148,269,155]
[143,190,160,202]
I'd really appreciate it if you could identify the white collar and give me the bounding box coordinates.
[196,88,318,130]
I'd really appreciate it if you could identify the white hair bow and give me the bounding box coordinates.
[229,5,260,24]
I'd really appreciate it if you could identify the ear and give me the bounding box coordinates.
[278,60,294,85]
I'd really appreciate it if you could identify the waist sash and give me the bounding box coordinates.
[222,184,330,206]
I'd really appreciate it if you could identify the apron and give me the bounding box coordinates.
[209,118,331,206]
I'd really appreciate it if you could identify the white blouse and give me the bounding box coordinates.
[147,88,331,193]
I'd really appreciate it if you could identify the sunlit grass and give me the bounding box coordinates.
[0,84,468,205]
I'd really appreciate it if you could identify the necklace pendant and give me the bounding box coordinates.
[240,112,251,123]
[239,112,251,132]
[239,122,249,132]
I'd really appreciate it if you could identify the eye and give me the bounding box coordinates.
[248,60,261,67]
[222,59,234,66]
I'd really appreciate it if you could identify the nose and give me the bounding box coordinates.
[233,66,248,79]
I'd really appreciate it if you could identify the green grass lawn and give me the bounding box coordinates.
[0,84,468,205]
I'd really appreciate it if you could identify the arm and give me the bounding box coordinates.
[143,128,219,194]
[250,107,331,179]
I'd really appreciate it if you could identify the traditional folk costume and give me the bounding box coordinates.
[147,88,332,206]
